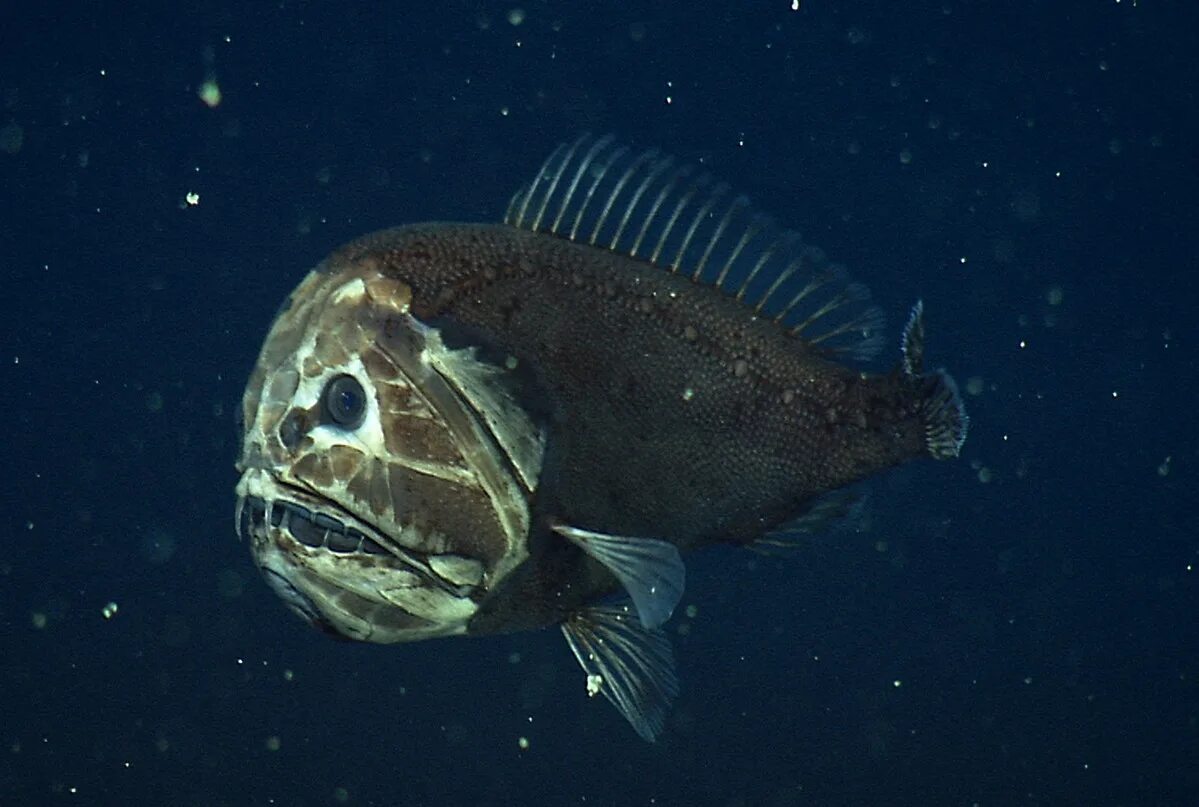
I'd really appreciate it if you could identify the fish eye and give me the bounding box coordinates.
[323,374,367,429]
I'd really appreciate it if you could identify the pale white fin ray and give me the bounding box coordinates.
[713,213,766,288]
[593,148,660,247]
[553,523,684,630]
[631,163,692,257]
[509,141,567,229]
[570,144,629,241]
[787,285,848,333]
[551,134,615,234]
[804,300,886,352]
[901,299,926,377]
[735,232,798,301]
[532,137,587,232]
[772,267,836,323]
[612,153,676,251]
[672,181,729,272]
[505,133,886,360]
[899,301,969,459]
[561,603,679,742]
[693,195,749,282]
[752,489,869,552]
[650,174,711,268]
[753,253,808,315]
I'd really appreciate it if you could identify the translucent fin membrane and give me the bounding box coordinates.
[900,301,969,459]
[561,603,679,742]
[751,489,866,553]
[506,133,886,361]
[553,523,685,630]
[922,371,969,459]
[901,299,926,377]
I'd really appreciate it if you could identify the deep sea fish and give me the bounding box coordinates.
[234,134,969,741]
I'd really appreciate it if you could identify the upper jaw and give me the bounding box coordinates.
[235,462,486,601]
[235,468,411,566]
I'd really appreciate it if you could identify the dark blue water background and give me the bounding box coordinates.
[2,2,1195,804]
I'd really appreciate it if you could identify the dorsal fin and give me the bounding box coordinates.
[505,133,885,361]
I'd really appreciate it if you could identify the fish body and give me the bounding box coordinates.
[234,135,968,739]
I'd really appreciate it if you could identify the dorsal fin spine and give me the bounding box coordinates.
[792,284,879,351]
[504,188,519,225]
[632,163,690,257]
[548,139,587,232]
[651,174,709,268]
[514,141,567,229]
[694,195,749,283]
[774,272,827,324]
[592,148,657,247]
[787,282,842,336]
[807,308,874,347]
[714,215,764,288]
[534,138,586,232]
[736,232,797,301]
[674,182,728,273]
[570,144,627,241]
[553,135,613,234]
[507,135,888,361]
[612,154,674,251]
[754,253,805,315]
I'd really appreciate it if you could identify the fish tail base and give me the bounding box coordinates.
[921,370,969,459]
[900,300,968,459]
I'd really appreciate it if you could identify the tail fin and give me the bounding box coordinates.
[901,301,969,459]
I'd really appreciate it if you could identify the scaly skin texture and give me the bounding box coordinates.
[317,222,937,633]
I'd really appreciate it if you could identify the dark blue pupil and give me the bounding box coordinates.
[326,375,365,427]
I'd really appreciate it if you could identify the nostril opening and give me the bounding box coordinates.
[279,409,306,450]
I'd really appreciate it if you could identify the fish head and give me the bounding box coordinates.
[234,253,536,643]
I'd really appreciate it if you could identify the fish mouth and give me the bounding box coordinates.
[233,473,481,643]
[234,489,457,597]
[235,494,392,556]
[235,491,403,639]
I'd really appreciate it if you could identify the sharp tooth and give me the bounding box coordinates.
[234,496,246,542]
[265,499,275,530]
[322,529,331,548]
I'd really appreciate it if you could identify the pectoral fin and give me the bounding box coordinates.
[552,523,685,629]
[560,603,679,742]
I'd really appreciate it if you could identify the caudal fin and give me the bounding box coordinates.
[901,301,970,460]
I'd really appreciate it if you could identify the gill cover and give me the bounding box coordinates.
[236,258,542,642]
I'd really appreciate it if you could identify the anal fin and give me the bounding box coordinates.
[752,489,866,552]
[561,604,679,742]
[553,523,685,629]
